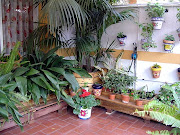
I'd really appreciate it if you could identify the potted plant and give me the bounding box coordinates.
[151,63,162,78]
[145,3,166,30]
[82,82,89,92]
[72,89,100,120]
[117,32,127,46]
[121,88,130,103]
[176,8,180,40]
[92,83,103,96]
[133,92,143,106]
[139,23,157,51]
[163,34,175,52]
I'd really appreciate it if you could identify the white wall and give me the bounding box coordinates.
[101,4,180,93]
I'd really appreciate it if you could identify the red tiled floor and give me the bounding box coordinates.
[0,107,173,135]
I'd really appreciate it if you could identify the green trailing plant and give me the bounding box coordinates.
[164,34,175,41]
[157,83,180,106]
[152,63,161,68]
[135,82,180,135]
[139,23,157,51]
[72,89,100,115]
[117,32,127,38]
[146,3,166,18]
[0,42,21,76]
[133,92,140,100]
[176,8,180,22]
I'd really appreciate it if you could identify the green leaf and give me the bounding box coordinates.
[0,73,12,85]
[15,76,27,96]
[31,83,41,104]
[26,68,40,76]
[68,68,91,78]
[40,88,47,104]
[49,67,65,76]
[42,47,59,62]
[0,107,9,120]
[12,67,29,78]
[31,75,55,92]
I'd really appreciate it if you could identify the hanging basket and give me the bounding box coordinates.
[151,66,162,78]
[151,17,164,30]
[117,36,127,46]
[163,40,175,52]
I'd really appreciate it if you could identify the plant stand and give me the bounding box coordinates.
[96,92,154,120]
[0,95,67,131]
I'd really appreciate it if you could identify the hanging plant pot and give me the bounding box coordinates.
[178,68,180,80]
[117,33,127,46]
[177,28,180,41]
[151,17,164,30]
[163,40,175,52]
[151,65,162,78]
[92,84,103,96]
[121,94,130,103]
[78,107,92,120]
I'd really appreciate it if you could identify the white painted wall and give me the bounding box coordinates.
[101,4,180,93]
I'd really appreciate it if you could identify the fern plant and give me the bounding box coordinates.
[0,41,21,76]
[135,82,180,135]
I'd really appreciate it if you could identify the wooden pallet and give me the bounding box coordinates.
[0,95,67,131]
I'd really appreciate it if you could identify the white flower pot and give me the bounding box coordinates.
[117,37,127,46]
[82,87,89,92]
[78,107,92,120]
[151,17,164,30]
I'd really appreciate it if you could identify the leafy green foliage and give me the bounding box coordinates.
[0,42,20,76]
[146,3,166,18]
[117,32,126,38]
[139,23,157,51]
[152,63,161,68]
[177,8,180,22]
[135,82,180,135]
[165,34,175,41]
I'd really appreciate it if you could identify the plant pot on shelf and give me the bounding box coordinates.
[109,93,116,100]
[121,94,130,103]
[129,0,137,4]
[92,84,103,96]
[151,17,164,30]
[151,64,162,78]
[136,100,143,106]
[78,107,92,120]
[163,40,175,52]
[70,90,76,97]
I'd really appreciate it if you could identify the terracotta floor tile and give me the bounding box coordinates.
[56,124,76,134]
[1,132,13,135]
[94,122,105,128]
[96,129,113,135]
[117,120,134,130]
[98,113,109,119]
[49,130,64,135]
[131,119,146,128]
[66,131,80,135]
[103,122,120,131]
[25,125,46,134]
[73,125,87,133]
[42,124,61,134]
[50,119,69,127]
[111,128,133,135]
[33,131,46,135]
[80,129,98,135]
[65,117,83,126]
[17,132,30,135]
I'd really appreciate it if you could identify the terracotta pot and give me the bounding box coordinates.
[121,94,130,103]
[136,100,143,106]
[109,93,116,100]
[129,0,137,4]
[151,66,162,78]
